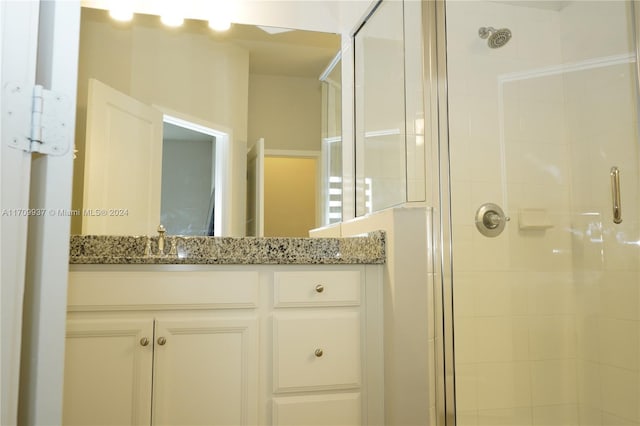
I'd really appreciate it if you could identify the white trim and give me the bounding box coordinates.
[499,52,635,83]
[67,302,258,312]
[324,136,342,144]
[163,114,229,139]
[319,50,342,82]
[154,105,233,134]
[19,2,81,424]
[364,128,401,138]
[264,149,321,158]
[213,137,230,236]
[1,2,40,424]
[246,138,264,237]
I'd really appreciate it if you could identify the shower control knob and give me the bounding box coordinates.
[483,211,503,229]
[475,203,509,237]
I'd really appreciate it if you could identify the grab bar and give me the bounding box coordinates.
[611,166,622,224]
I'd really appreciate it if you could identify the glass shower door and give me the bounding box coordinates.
[445,1,640,425]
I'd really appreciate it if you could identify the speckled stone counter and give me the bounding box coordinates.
[69,231,385,265]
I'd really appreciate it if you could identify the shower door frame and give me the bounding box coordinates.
[427,0,640,425]
[422,0,455,424]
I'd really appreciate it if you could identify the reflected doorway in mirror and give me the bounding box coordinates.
[161,114,230,237]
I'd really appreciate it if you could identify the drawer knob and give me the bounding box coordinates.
[140,337,149,347]
[315,284,324,293]
[314,348,324,357]
[157,337,167,346]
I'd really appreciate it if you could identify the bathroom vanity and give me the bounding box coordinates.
[64,233,385,426]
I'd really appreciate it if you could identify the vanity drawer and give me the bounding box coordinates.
[68,270,259,310]
[272,393,361,426]
[272,312,360,392]
[273,270,361,307]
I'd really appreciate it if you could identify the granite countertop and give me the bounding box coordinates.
[69,231,385,265]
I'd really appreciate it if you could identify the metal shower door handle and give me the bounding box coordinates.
[475,203,509,237]
[611,166,622,224]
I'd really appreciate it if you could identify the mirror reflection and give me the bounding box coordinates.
[72,7,341,237]
[161,122,216,236]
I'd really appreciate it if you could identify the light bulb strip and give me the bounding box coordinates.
[106,5,232,32]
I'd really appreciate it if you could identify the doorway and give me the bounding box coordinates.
[162,115,229,236]
[263,156,318,237]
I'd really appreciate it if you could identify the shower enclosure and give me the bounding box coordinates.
[437,1,640,425]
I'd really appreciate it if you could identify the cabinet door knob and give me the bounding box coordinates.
[315,284,324,293]
[314,348,323,357]
[157,337,167,346]
[140,337,149,347]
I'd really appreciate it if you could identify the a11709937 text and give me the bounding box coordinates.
[1,208,129,217]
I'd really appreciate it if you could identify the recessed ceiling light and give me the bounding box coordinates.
[109,5,133,22]
[161,14,184,27]
[209,17,231,32]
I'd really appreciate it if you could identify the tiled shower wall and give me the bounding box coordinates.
[447,1,639,425]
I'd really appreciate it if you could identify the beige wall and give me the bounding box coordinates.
[263,157,317,237]
[248,74,322,236]
[248,74,322,151]
[73,9,249,235]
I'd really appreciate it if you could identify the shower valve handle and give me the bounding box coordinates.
[475,203,509,237]
[483,211,502,229]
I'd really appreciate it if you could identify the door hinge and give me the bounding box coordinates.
[3,82,72,156]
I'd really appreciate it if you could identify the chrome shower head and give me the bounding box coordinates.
[478,26,512,48]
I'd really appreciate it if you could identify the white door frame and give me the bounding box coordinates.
[1,2,40,424]
[1,1,80,425]
[246,138,265,237]
[158,107,232,237]
[22,1,80,424]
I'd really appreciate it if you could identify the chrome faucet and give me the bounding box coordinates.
[144,224,177,257]
[157,224,166,254]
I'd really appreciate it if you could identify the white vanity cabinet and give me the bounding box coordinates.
[63,265,383,426]
[272,271,364,426]
[63,315,257,426]
[63,268,259,426]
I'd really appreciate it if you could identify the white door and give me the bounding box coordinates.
[82,78,163,235]
[62,318,154,426]
[152,317,258,425]
[246,138,264,237]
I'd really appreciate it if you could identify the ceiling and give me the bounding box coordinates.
[82,7,341,79]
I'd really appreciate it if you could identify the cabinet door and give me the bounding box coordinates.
[62,318,153,426]
[152,317,258,426]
